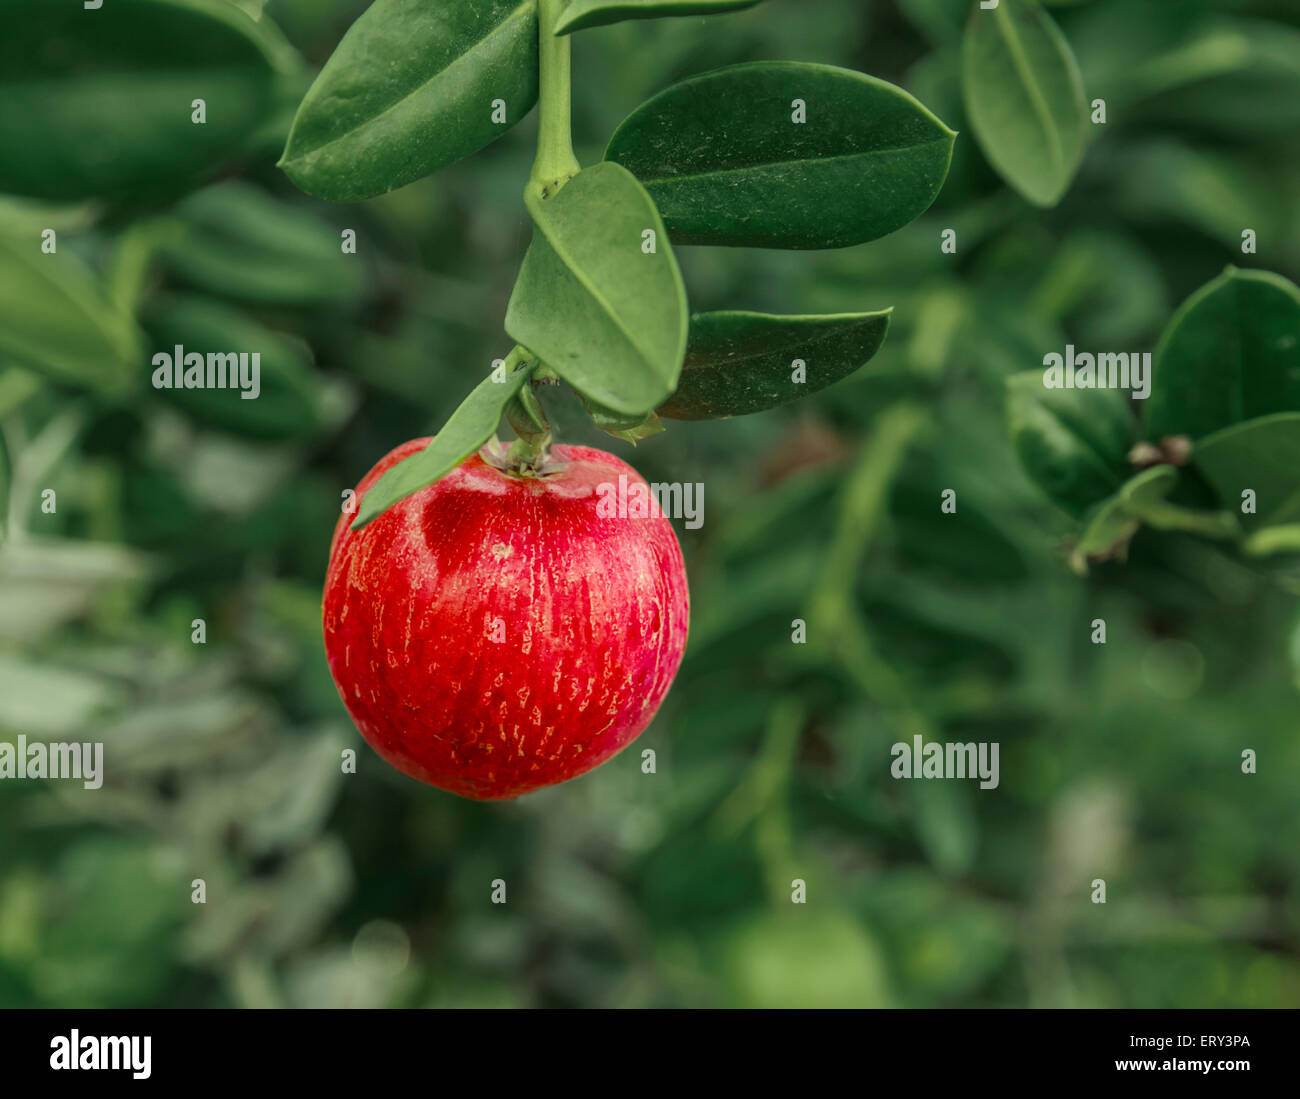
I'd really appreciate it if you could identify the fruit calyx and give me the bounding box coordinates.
[479,436,568,479]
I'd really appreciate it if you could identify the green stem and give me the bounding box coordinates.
[809,403,932,737]
[506,430,551,473]
[527,0,581,202]
[509,0,576,466]
[495,346,552,473]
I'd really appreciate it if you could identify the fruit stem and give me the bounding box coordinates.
[527,0,581,203]
[506,429,552,474]
[497,346,553,474]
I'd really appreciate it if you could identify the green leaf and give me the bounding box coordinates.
[1194,413,1300,532]
[604,62,955,249]
[1074,12,1300,136]
[581,396,665,443]
[506,162,688,417]
[352,363,536,529]
[1145,268,1300,442]
[658,310,891,420]
[555,0,762,35]
[143,296,331,441]
[961,0,1088,207]
[1117,465,1238,538]
[0,0,294,200]
[163,183,364,306]
[1006,370,1134,518]
[280,0,538,201]
[1111,141,1279,252]
[105,218,175,315]
[0,233,142,393]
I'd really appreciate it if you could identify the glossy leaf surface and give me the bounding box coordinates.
[506,163,688,417]
[659,310,891,420]
[281,0,538,200]
[1145,268,1300,442]
[961,0,1087,206]
[353,363,536,528]
[605,62,955,249]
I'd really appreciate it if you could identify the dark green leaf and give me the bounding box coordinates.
[0,232,142,393]
[658,310,891,420]
[352,363,536,528]
[280,0,538,201]
[1146,268,1300,442]
[0,0,295,200]
[1072,9,1300,135]
[506,162,688,417]
[604,61,955,249]
[1006,370,1134,518]
[556,0,761,35]
[961,0,1087,207]
[163,183,364,306]
[1110,142,1279,252]
[1194,413,1300,532]
[143,296,330,441]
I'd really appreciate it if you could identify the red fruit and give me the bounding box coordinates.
[323,439,690,800]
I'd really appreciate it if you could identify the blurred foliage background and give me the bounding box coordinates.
[2,0,1300,1008]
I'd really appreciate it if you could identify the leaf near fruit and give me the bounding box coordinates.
[506,162,688,418]
[352,361,536,529]
[604,61,956,249]
[961,0,1088,207]
[657,310,891,420]
[281,0,538,201]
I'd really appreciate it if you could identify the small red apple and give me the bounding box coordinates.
[323,438,690,800]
